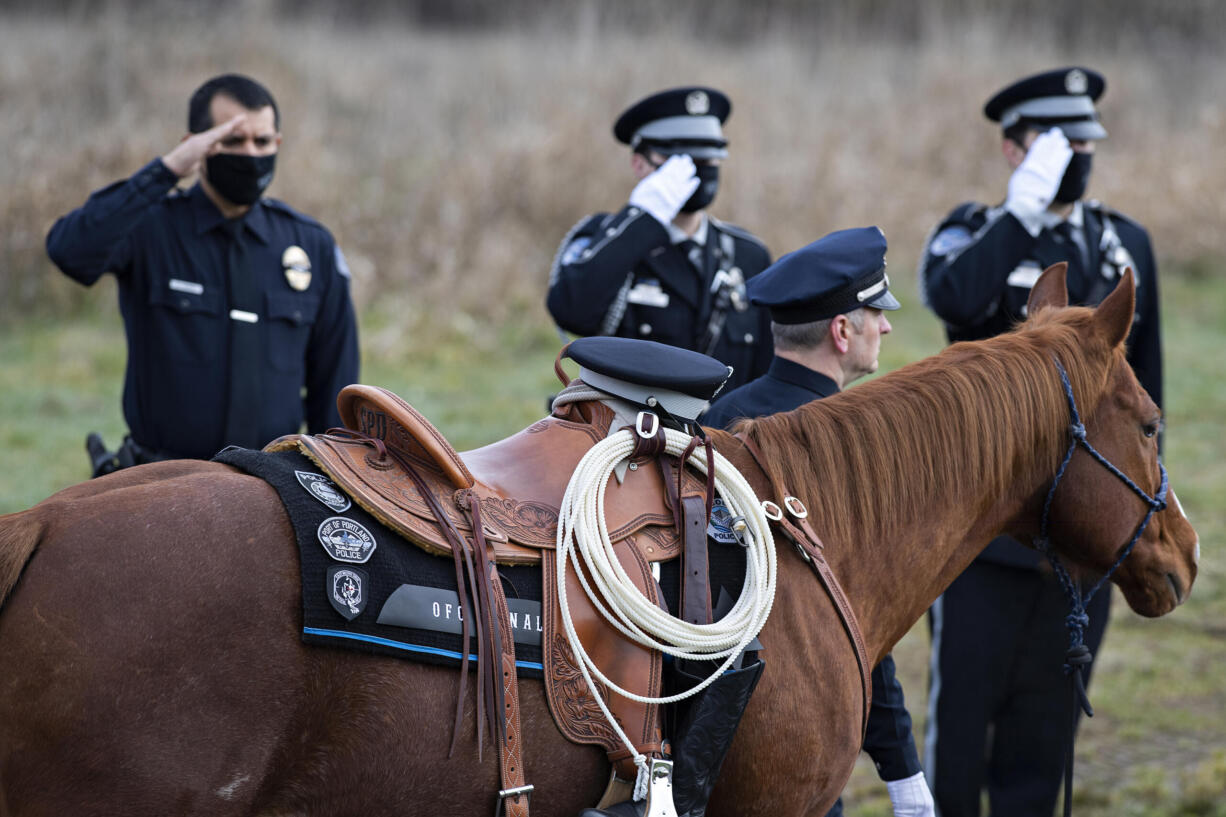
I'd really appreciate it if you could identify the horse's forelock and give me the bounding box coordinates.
[743,311,1121,550]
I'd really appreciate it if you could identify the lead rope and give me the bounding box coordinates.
[555,413,776,800]
[1033,361,1168,817]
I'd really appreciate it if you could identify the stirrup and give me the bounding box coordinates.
[577,758,678,817]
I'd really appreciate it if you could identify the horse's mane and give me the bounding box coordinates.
[739,307,1123,551]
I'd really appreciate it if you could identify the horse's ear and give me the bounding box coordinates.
[1093,267,1136,348]
[1027,263,1069,314]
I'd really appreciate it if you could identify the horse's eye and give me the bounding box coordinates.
[1143,419,1163,439]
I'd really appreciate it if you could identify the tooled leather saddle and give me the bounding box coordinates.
[266,383,717,813]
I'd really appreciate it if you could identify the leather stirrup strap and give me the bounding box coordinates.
[469,494,531,817]
[680,494,713,625]
[737,434,872,738]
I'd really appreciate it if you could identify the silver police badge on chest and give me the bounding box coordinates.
[282,245,312,291]
[327,565,368,620]
[295,470,352,513]
[317,517,377,563]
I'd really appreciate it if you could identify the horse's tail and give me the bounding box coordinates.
[0,510,45,609]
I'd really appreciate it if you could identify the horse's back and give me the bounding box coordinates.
[0,461,308,813]
[0,460,607,816]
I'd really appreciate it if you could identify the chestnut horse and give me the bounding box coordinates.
[0,268,1197,816]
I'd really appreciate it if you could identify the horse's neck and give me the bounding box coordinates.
[730,389,1060,666]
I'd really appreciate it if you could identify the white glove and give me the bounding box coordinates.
[1005,127,1073,235]
[886,771,935,817]
[628,154,700,227]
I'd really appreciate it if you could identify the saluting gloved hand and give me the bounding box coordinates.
[629,154,701,227]
[886,771,935,817]
[1005,127,1073,235]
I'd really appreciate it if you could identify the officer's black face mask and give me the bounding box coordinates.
[1054,150,1093,204]
[680,162,720,213]
[205,152,277,205]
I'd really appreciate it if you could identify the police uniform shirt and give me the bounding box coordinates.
[919,197,1161,569]
[547,204,773,392]
[701,354,923,787]
[46,158,360,459]
[919,198,1161,407]
[701,356,837,429]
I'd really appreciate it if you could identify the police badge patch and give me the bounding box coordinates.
[317,516,377,563]
[327,565,368,620]
[295,470,352,513]
[706,497,740,545]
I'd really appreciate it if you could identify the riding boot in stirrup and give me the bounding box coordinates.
[669,657,765,817]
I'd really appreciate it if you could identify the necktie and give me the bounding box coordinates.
[221,220,263,449]
[1054,220,1090,278]
[678,238,703,273]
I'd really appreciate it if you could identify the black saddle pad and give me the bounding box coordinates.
[216,447,547,677]
[214,447,751,681]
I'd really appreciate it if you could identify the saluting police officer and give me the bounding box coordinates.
[547,87,773,392]
[704,228,934,817]
[48,73,360,471]
[918,67,1163,817]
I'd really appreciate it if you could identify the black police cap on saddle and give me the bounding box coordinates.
[613,87,731,160]
[564,337,732,420]
[984,67,1108,141]
[748,226,901,325]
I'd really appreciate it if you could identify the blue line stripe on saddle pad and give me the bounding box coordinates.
[304,627,546,671]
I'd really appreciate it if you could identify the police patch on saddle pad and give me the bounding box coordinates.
[214,447,546,677]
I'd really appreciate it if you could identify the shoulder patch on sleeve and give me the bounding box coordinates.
[928,225,975,257]
[334,245,351,278]
[560,235,593,266]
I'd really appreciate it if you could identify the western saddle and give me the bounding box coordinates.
[267,383,715,815]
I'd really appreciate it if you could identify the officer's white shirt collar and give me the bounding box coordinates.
[666,213,709,246]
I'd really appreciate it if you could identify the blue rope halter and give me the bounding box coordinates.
[1035,359,1168,817]
[1033,359,1169,715]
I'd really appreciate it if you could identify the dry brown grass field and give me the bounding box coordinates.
[1,3,1224,815]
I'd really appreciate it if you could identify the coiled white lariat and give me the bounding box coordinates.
[555,416,776,799]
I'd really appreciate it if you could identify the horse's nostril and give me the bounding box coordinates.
[1165,572,1183,606]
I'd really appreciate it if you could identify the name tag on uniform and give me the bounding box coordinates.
[168,278,204,295]
[626,281,670,308]
[229,309,259,323]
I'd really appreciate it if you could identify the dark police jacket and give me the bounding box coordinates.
[547,204,773,392]
[920,199,1162,569]
[47,158,360,460]
[701,356,923,784]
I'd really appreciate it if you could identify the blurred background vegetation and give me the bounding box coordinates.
[1,1,1223,814]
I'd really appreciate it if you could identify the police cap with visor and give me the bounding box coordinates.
[984,67,1108,141]
[613,86,731,160]
[748,226,901,324]
[563,336,732,422]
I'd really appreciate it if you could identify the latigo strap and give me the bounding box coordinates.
[737,434,872,738]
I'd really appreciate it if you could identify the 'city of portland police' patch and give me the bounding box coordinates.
[317,516,377,563]
[706,497,740,545]
[327,564,368,620]
[295,470,352,513]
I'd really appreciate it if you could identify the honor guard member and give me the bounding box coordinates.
[918,67,1163,817]
[547,86,773,393]
[48,73,360,473]
[704,228,934,817]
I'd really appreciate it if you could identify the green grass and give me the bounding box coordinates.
[0,266,1222,815]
